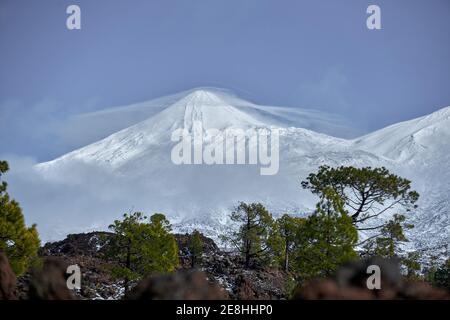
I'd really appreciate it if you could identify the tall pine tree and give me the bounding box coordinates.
[0,160,40,276]
[222,202,276,269]
[107,212,179,292]
[294,188,358,279]
[301,166,419,230]
[362,213,414,258]
[276,214,304,272]
[189,229,203,268]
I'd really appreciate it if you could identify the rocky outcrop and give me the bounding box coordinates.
[29,231,289,300]
[40,232,112,258]
[35,232,121,299]
[201,251,287,300]
[293,257,450,300]
[28,257,75,300]
[125,270,228,300]
[176,232,220,269]
[233,269,286,300]
[0,250,17,300]
[5,233,450,300]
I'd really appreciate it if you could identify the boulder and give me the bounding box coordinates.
[0,250,17,300]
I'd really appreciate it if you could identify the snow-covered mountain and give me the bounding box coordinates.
[19,88,450,252]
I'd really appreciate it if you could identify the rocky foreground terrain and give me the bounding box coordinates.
[16,232,288,300]
[1,231,448,300]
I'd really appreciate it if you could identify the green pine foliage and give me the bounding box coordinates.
[107,212,179,292]
[301,165,419,229]
[362,213,414,258]
[0,160,40,276]
[189,229,203,268]
[402,251,422,280]
[222,202,276,269]
[294,188,358,280]
[302,165,421,277]
[433,259,450,291]
[276,214,305,272]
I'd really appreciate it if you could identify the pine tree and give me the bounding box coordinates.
[301,166,419,230]
[145,213,179,273]
[294,188,358,279]
[222,202,276,269]
[276,214,304,272]
[189,230,203,268]
[362,214,414,258]
[402,251,422,280]
[434,259,450,291]
[107,212,179,292]
[266,221,285,268]
[0,160,40,276]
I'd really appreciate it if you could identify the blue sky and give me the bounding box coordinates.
[1,0,449,162]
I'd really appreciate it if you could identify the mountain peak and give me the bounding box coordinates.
[182,89,228,107]
[163,88,265,130]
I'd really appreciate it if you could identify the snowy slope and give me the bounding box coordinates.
[19,89,450,252]
[353,106,450,251]
[62,87,359,147]
[354,106,450,163]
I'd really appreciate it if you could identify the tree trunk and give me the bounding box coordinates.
[245,239,251,269]
[124,239,131,293]
[284,240,289,272]
[245,214,251,269]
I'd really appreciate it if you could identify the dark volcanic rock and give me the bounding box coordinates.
[176,232,220,269]
[23,232,121,300]
[7,232,450,300]
[0,250,17,300]
[293,257,450,300]
[400,281,450,300]
[233,269,286,300]
[22,231,290,300]
[201,250,288,300]
[176,233,219,254]
[125,270,228,300]
[28,257,75,300]
[336,257,402,293]
[40,232,113,257]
